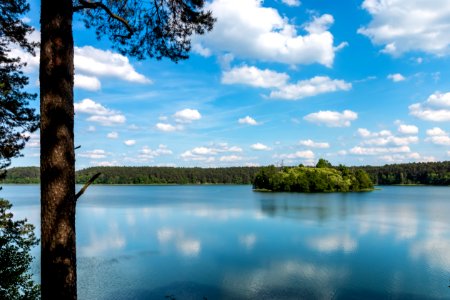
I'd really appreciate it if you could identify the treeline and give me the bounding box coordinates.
[2,166,262,185]
[3,161,450,186]
[360,161,450,185]
[253,160,374,192]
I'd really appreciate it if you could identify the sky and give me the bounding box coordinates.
[12,0,450,169]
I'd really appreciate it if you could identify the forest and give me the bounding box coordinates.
[253,160,374,192]
[2,160,450,186]
[2,166,262,185]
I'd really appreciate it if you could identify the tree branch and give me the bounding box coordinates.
[73,0,133,38]
[75,172,101,201]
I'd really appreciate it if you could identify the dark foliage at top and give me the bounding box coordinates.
[0,199,40,299]
[74,0,215,61]
[0,0,39,179]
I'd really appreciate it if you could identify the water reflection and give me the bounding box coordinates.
[2,185,450,299]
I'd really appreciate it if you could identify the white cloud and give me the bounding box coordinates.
[78,149,107,159]
[359,0,450,56]
[222,65,351,100]
[282,0,301,7]
[299,139,330,148]
[107,131,118,139]
[387,73,406,82]
[219,155,244,162]
[174,109,202,123]
[269,76,351,100]
[424,126,450,145]
[426,127,446,136]
[398,124,419,135]
[138,145,173,161]
[426,135,450,146]
[357,128,392,138]
[250,143,271,151]
[222,65,288,88]
[87,125,96,132]
[276,150,315,159]
[362,136,418,146]
[304,110,358,127]
[409,92,450,121]
[74,98,126,126]
[124,140,136,146]
[194,0,339,67]
[350,146,411,155]
[238,116,259,126]
[181,143,242,162]
[74,74,101,91]
[155,123,182,132]
[74,46,151,83]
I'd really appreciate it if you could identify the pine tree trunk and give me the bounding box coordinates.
[40,0,76,299]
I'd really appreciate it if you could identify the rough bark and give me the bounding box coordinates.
[40,0,76,299]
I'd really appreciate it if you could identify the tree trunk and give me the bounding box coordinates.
[40,0,76,299]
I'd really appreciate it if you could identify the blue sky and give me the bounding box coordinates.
[13,0,450,168]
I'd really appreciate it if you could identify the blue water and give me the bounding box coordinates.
[2,185,450,299]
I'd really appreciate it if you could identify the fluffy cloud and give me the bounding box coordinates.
[12,35,151,85]
[425,127,450,145]
[124,140,136,146]
[398,124,419,135]
[282,0,301,7]
[426,127,446,136]
[409,92,450,121]
[299,139,330,148]
[357,128,391,138]
[359,0,450,56]
[181,143,243,162]
[350,146,411,155]
[107,131,119,139]
[357,126,418,146]
[174,109,202,123]
[138,145,173,161]
[222,65,288,88]
[222,65,351,100]
[155,123,182,132]
[78,149,107,159]
[362,136,418,146]
[194,0,340,66]
[219,155,244,162]
[238,116,259,126]
[269,76,351,100]
[74,74,101,91]
[304,110,358,127]
[426,135,450,146]
[387,73,406,82]
[250,143,271,151]
[74,46,151,83]
[276,150,315,159]
[74,98,126,126]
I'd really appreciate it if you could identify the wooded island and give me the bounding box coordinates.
[253,159,374,192]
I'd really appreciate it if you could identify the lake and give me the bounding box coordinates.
[2,185,450,299]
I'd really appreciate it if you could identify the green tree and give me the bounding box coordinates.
[0,199,40,300]
[39,1,214,298]
[0,0,39,179]
[316,158,332,168]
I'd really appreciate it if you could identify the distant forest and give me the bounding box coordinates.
[2,161,450,185]
[2,166,262,185]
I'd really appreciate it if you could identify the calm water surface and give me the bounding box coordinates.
[2,185,450,299]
